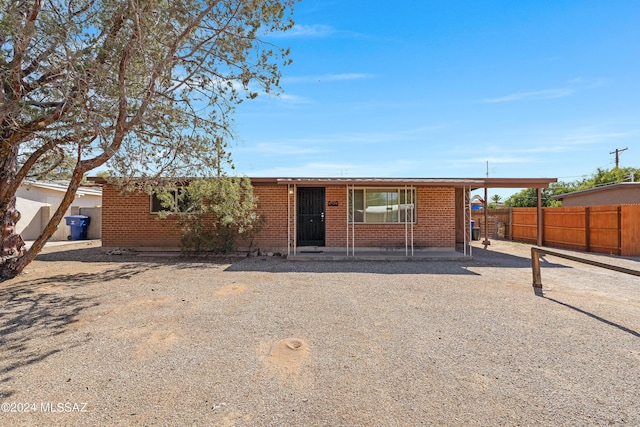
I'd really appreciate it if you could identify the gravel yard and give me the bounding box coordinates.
[1,240,639,426]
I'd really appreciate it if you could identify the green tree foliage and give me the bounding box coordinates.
[504,167,638,208]
[487,194,502,209]
[504,187,558,208]
[157,177,261,254]
[577,167,639,190]
[1,0,295,278]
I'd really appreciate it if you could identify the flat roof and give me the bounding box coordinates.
[22,179,102,196]
[89,176,557,190]
[551,182,640,200]
[271,177,557,189]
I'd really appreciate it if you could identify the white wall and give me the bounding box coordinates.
[15,185,101,241]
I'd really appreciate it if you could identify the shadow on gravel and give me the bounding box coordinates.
[34,245,484,275]
[35,247,236,268]
[35,246,139,263]
[224,258,482,275]
[471,246,568,270]
[0,263,155,399]
[535,289,640,339]
[0,283,95,399]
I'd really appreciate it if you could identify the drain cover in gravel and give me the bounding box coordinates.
[266,338,310,375]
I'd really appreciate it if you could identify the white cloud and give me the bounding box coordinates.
[460,155,536,165]
[269,24,336,38]
[268,124,448,146]
[246,160,422,178]
[269,93,313,104]
[484,88,574,103]
[282,73,375,84]
[247,143,325,155]
[561,131,629,145]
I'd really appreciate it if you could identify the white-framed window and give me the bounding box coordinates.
[349,188,416,223]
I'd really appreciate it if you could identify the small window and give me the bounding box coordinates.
[349,188,415,223]
[150,188,191,213]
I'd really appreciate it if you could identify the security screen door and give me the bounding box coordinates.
[297,187,325,246]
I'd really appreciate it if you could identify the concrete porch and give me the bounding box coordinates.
[286,247,468,261]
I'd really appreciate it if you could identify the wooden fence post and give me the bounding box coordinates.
[531,247,542,288]
[509,208,513,241]
[536,189,543,246]
[585,207,590,252]
[617,206,622,256]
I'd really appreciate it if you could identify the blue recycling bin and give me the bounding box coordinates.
[65,215,90,240]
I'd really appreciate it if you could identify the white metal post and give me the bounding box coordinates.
[351,184,355,256]
[405,185,408,256]
[463,186,468,257]
[293,184,297,256]
[411,186,414,256]
[287,184,291,256]
[468,186,472,257]
[346,185,349,256]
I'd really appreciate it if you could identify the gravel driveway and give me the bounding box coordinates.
[1,240,639,426]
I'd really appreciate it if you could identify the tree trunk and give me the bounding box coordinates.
[11,167,86,275]
[0,144,26,279]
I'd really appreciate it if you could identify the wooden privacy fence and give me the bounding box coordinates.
[471,208,512,240]
[473,205,640,256]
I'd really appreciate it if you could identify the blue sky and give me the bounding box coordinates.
[232,0,639,198]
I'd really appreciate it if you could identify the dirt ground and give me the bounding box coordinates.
[0,240,639,426]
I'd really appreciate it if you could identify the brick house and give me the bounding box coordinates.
[93,177,555,256]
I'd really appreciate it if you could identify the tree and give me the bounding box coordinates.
[0,0,295,279]
[487,194,502,209]
[503,165,640,208]
[504,183,568,208]
[158,177,261,255]
[577,167,639,190]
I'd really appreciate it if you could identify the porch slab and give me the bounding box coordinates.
[287,249,468,261]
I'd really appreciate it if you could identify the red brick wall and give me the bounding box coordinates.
[101,183,456,250]
[251,184,290,250]
[101,185,181,248]
[325,186,455,248]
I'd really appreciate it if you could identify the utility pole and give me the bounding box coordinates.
[483,160,490,246]
[610,147,628,169]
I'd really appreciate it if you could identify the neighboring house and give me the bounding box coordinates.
[471,194,484,210]
[552,182,640,207]
[92,177,555,255]
[16,180,102,241]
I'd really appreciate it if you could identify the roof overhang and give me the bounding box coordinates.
[88,176,557,190]
[272,177,556,190]
[23,179,102,196]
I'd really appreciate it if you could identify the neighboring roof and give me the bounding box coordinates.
[471,195,484,204]
[551,182,640,200]
[21,179,102,196]
[88,176,556,190]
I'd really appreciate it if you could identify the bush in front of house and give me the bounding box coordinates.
[157,177,261,255]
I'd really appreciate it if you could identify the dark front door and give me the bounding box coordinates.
[297,187,325,246]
